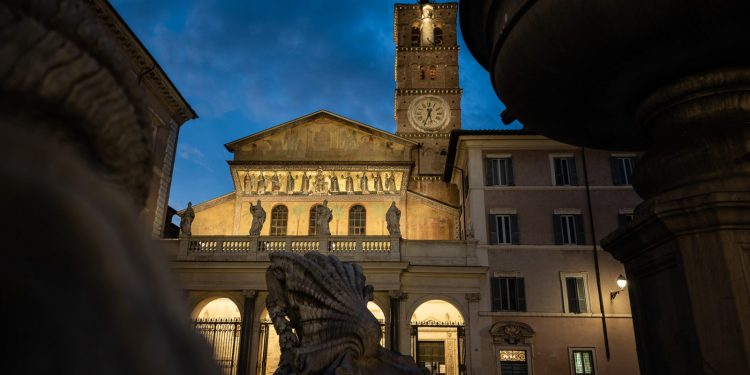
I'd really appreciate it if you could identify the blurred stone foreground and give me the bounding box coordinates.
[0,1,219,374]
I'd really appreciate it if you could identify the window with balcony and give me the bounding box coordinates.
[270,205,288,236]
[348,205,366,235]
[486,158,514,186]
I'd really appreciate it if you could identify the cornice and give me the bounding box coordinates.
[396,88,463,96]
[394,3,458,10]
[398,132,451,139]
[85,0,197,125]
[228,161,414,167]
[397,46,460,52]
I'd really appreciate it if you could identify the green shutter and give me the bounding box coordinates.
[517,278,527,312]
[510,214,520,245]
[490,277,502,311]
[485,159,495,186]
[553,158,563,185]
[553,214,563,245]
[574,214,585,245]
[576,278,587,313]
[507,158,515,186]
[489,214,498,244]
[610,157,622,185]
[569,157,579,185]
[566,277,580,313]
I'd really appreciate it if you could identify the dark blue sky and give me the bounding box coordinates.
[111,0,516,211]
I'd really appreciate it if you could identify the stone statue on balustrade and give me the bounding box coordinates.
[285,172,295,193]
[257,173,267,194]
[265,251,427,375]
[386,201,401,237]
[316,200,333,235]
[249,200,266,236]
[345,173,354,194]
[373,172,383,193]
[178,201,195,237]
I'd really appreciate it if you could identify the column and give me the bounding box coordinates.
[388,290,406,353]
[236,290,257,375]
[602,69,750,374]
[465,293,482,375]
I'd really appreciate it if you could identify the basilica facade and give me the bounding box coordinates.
[161,2,641,375]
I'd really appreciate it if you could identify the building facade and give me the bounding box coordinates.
[160,2,641,375]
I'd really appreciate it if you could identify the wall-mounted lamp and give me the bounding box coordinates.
[610,274,628,301]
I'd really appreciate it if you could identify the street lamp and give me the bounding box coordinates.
[610,275,628,301]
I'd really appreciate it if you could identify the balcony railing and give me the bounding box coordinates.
[175,235,401,262]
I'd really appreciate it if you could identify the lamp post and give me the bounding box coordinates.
[610,275,628,301]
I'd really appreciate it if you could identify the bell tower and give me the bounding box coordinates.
[394,0,461,175]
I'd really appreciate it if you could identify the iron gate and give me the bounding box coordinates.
[193,319,241,375]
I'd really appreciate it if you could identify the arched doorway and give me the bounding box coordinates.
[193,298,242,375]
[257,310,280,375]
[410,299,466,375]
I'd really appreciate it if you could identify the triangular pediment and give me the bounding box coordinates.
[225,110,416,162]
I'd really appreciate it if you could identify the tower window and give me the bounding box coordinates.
[420,66,426,80]
[434,27,443,46]
[270,205,288,236]
[348,205,366,235]
[429,66,437,80]
[411,26,420,47]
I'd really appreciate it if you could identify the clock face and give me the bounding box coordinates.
[408,95,451,132]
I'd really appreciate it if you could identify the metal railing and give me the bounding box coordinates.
[192,319,241,375]
[177,234,400,261]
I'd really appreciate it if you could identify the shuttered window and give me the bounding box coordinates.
[491,277,527,312]
[553,157,578,186]
[566,277,588,313]
[488,214,520,245]
[572,349,596,375]
[486,158,514,186]
[553,214,584,245]
[610,156,635,185]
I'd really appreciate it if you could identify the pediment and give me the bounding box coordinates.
[225,110,416,163]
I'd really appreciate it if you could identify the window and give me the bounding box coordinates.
[411,26,420,46]
[563,275,589,313]
[570,349,596,375]
[618,213,634,226]
[428,65,437,80]
[486,158,514,186]
[489,214,519,245]
[348,205,366,235]
[553,214,584,245]
[270,205,288,236]
[491,277,526,312]
[434,27,443,46]
[420,66,426,80]
[611,156,635,185]
[499,350,528,375]
[552,156,578,186]
[308,204,322,235]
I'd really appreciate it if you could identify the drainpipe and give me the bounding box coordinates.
[450,164,467,241]
[581,147,611,360]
